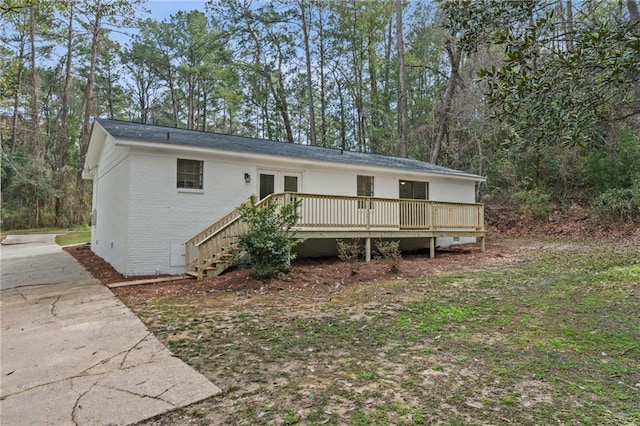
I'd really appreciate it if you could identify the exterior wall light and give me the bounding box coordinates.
[244,173,251,183]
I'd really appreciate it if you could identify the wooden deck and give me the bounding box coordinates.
[184,193,485,279]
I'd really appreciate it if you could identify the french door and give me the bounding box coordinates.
[258,170,302,199]
[399,180,428,228]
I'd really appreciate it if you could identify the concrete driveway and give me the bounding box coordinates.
[1,234,221,425]
[0,234,95,290]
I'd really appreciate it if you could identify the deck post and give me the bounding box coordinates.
[365,237,371,262]
[185,243,190,275]
[429,203,435,230]
[480,236,486,253]
[366,199,371,231]
[429,237,436,259]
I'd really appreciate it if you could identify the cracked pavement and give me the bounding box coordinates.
[1,235,221,425]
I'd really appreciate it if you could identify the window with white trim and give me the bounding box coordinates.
[357,175,374,197]
[177,159,203,189]
[399,180,428,200]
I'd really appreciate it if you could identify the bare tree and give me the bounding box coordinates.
[396,0,408,157]
[431,38,461,165]
[300,1,317,145]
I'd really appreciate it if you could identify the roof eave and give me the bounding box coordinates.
[115,138,485,182]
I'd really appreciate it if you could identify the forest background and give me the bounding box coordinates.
[1,0,639,230]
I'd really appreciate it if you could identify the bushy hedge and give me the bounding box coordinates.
[510,188,553,220]
[591,187,640,223]
[235,196,303,278]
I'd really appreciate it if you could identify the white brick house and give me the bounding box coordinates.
[83,119,485,277]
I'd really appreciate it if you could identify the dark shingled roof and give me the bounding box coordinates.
[96,118,483,180]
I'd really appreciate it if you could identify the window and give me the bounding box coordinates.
[177,159,203,189]
[284,175,298,192]
[357,175,374,197]
[399,180,428,200]
[357,175,374,208]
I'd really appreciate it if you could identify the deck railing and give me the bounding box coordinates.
[184,193,484,277]
[270,193,484,231]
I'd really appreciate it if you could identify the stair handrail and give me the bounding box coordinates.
[184,193,283,275]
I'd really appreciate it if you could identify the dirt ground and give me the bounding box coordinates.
[67,241,500,304]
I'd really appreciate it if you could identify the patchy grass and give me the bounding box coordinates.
[55,231,91,247]
[2,225,89,235]
[0,226,90,245]
[130,240,640,425]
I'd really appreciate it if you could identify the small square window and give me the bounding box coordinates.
[177,159,203,189]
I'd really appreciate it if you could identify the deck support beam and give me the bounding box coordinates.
[430,237,436,259]
[365,238,371,262]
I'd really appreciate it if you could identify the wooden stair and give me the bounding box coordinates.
[184,197,275,280]
[185,195,283,280]
[185,246,238,279]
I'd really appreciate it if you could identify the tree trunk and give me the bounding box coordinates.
[273,70,294,143]
[78,5,102,223]
[228,98,234,134]
[60,8,73,170]
[202,81,208,132]
[368,17,379,151]
[167,66,179,127]
[353,51,365,150]
[80,23,99,160]
[138,78,148,123]
[396,0,408,158]
[337,78,347,150]
[11,33,26,153]
[29,6,41,158]
[628,0,639,22]
[382,15,392,110]
[317,2,327,146]
[263,95,272,140]
[106,66,115,119]
[56,8,74,227]
[301,2,317,145]
[565,0,574,53]
[187,75,195,130]
[431,40,461,165]
[628,0,640,131]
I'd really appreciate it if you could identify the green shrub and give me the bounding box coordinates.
[234,196,303,279]
[337,239,363,275]
[578,131,640,197]
[591,188,640,223]
[375,240,402,273]
[510,188,552,219]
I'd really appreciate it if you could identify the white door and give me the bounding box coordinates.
[258,170,302,199]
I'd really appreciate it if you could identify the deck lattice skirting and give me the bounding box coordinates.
[184,193,486,280]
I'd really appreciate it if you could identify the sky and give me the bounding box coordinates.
[108,1,208,47]
[145,0,209,20]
